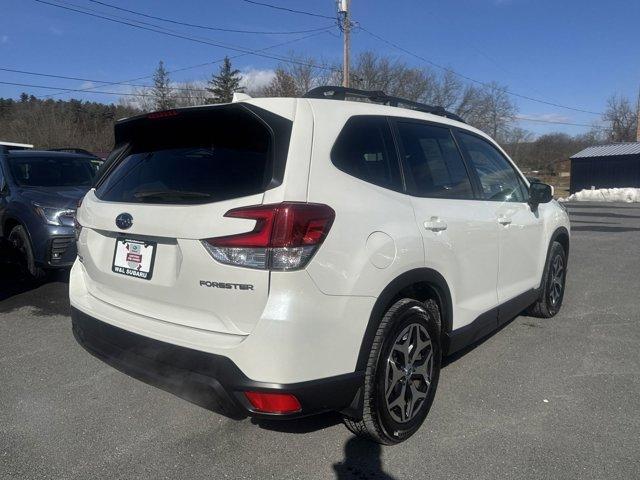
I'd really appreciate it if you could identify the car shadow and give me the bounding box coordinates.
[252,419,400,479]
[0,242,70,316]
[442,315,519,367]
[251,411,343,433]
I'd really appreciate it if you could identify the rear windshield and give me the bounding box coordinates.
[96,105,282,205]
[8,156,96,187]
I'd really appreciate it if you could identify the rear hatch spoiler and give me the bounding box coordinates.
[96,103,292,189]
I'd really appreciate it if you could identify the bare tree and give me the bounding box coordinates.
[503,131,602,174]
[255,54,335,97]
[350,51,432,101]
[172,82,209,107]
[423,69,462,110]
[346,52,517,140]
[501,127,534,164]
[285,54,330,94]
[603,94,638,142]
[453,84,485,121]
[581,126,608,146]
[455,82,516,142]
[259,68,298,97]
[125,87,155,112]
[482,82,517,141]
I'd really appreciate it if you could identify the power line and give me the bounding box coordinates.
[34,0,339,73]
[515,117,610,130]
[358,26,604,117]
[34,27,333,99]
[0,67,211,92]
[37,0,599,122]
[87,0,335,35]
[0,80,203,100]
[238,0,335,20]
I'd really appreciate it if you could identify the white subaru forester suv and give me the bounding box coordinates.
[71,87,570,444]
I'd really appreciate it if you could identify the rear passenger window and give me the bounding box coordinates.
[331,116,402,191]
[397,122,474,199]
[456,132,527,202]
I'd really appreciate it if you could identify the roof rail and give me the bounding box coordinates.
[303,86,465,123]
[47,148,99,157]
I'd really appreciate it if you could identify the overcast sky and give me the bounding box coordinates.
[1,0,638,136]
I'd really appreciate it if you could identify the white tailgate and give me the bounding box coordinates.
[76,190,269,335]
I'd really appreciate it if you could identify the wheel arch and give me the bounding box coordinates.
[355,268,453,372]
[2,215,23,238]
[2,214,38,259]
[530,225,570,294]
[547,226,570,274]
[551,226,570,259]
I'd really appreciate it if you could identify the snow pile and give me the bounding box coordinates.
[560,187,640,203]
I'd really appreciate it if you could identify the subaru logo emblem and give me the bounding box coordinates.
[115,213,133,230]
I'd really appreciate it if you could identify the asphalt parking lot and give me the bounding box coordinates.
[1,203,639,480]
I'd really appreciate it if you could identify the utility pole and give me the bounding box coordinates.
[338,0,350,87]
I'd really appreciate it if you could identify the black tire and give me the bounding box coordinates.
[526,241,567,318]
[8,225,46,280]
[343,299,441,445]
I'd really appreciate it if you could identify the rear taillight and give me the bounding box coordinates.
[202,202,335,271]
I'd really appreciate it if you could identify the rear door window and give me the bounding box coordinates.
[396,122,474,199]
[96,105,288,204]
[331,116,402,191]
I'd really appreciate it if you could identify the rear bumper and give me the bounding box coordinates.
[71,307,363,419]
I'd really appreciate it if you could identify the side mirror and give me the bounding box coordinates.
[528,182,553,209]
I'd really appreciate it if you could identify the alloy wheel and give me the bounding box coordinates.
[384,323,434,423]
[549,254,565,306]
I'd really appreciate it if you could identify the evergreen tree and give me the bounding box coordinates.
[152,61,175,111]
[206,57,244,103]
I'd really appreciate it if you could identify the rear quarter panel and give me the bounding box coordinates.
[304,100,424,298]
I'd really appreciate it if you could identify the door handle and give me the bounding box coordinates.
[424,217,448,232]
[498,216,512,226]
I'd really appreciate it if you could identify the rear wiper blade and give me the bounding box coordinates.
[133,189,211,199]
